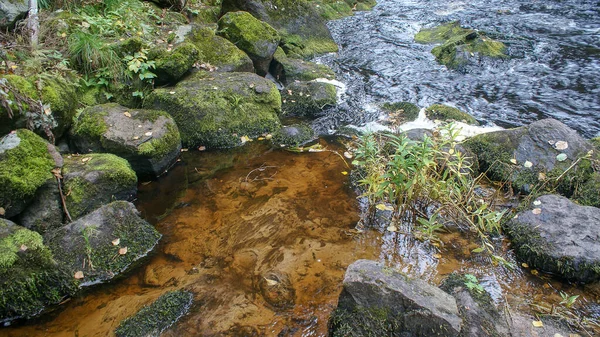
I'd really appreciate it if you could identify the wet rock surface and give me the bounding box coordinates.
[506,194,600,282]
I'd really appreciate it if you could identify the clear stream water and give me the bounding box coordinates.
[4,0,600,336]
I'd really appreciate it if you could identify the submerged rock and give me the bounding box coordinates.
[415,21,507,70]
[144,71,281,148]
[70,103,182,178]
[0,219,76,323]
[271,123,316,147]
[329,259,461,336]
[258,270,295,309]
[281,81,337,117]
[425,104,478,125]
[45,201,161,285]
[271,47,335,84]
[464,118,597,201]
[187,26,254,73]
[506,194,600,282]
[0,129,60,218]
[217,11,280,75]
[62,153,138,220]
[115,290,193,337]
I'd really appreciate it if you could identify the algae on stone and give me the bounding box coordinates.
[115,290,194,337]
[281,81,337,117]
[144,71,281,148]
[272,124,316,147]
[0,129,57,218]
[425,104,478,125]
[187,26,254,73]
[150,42,200,85]
[271,47,335,84]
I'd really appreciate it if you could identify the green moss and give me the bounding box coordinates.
[0,75,40,135]
[0,225,46,269]
[329,305,398,337]
[71,108,108,139]
[414,21,470,44]
[281,81,337,116]
[381,102,420,123]
[217,11,280,59]
[0,129,55,216]
[425,104,478,125]
[144,72,281,148]
[186,27,253,72]
[272,47,335,83]
[63,153,137,219]
[152,42,200,84]
[283,36,339,59]
[138,122,181,158]
[573,173,600,207]
[272,124,315,147]
[115,290,193,337]
[591,137,600,150]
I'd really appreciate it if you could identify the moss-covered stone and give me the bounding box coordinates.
[63,153,137,220]
[573,172,600,207]
[0,219,76,323]
[425,104,478,125]
[115,290,193,337]
[381,102,420,123]
[272,123,316,147]
[144,71,281,148]
[281,81,337,117]
[150,42,200,85]
[186,26,254,73]
[0,129,57,218]
[591,137,600,150]
[217,11,280,75]
[70,103,182,178]
[281,34,339,59]
[415,21,507,70]
[271,47,335,84]
[45,201,161,285]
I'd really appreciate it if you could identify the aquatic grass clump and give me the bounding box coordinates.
[115,290,194,337]
[352,124,508,262]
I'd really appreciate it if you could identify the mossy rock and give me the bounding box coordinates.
[0,129,59,218]
[17,178,64,234]
[45,201,161,285]
[0,74,78,139]
[280,34,339,59]
[281,81,337,117]
[217,11,280,75]
[425,104,478,125]
[186,26,254,73]
[591,136,600,150]
[0,219,76,323]
[62,153,137,220]
[572,172,600,207]
[271,123,316,147]
[144,71,281,148]
[464,119,596,196]
[271,47,335,84]
[115,290,193,337]
[381,102,420,123]
[415,21,507,70]
[70,103,182,178]
[150,42,200,85]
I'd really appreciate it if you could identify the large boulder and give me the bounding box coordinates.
[505,194,600,282]
[329,259,462,336]
[115,290,193,337]
[0,0,27,29]
[217,11,280,75]
[70,103,182,178]
[464,119,597,200]
[0,129,61,218]
[0,219,76,323]
[149,42,200,85]
[62,153,137,220]
[270,47,335,84]
[281,81,337,117]
[415,21,507,70]
[45,201,161,285]
[220,0,338,58]
[144,71,281,148]
[1,74,79,140]
[187,26,254,73]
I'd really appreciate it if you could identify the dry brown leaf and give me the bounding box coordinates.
[123,111,131,118]
[112,238,120,246]
[119,247,128,255]
[532,208,542,215]
[74,271,84,279]
[81,157,91,163]
[0,207,4,216]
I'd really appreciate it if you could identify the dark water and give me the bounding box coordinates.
[314,0,600,138]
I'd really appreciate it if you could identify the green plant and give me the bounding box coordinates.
[68,31,120,75]
[81,225,99,269]
[464,274,484,293]
[352,124,508,263]
[559,291,579,309]
[123,48,156,98]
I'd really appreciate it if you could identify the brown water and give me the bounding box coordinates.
[4,137,600,336]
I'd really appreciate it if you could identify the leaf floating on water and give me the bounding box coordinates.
[556,153,567,162]
[533,200,541,206]
[510,158,517,164]
[112,238,120,246]
[376,204,394,211]
[123,111,131,118]
[118,247,128,255]
[554,141,568,150]
[532,320,543,328]
[74,271,84,279]
[523,161,533,168]
[532,208,542,215]
[386,224,398,232]
[522,263,529,268]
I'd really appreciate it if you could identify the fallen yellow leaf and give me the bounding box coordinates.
[532,320,543,328]
[118,247,128,255]
[74,271,84,279]
[532,208,542,215]
[111,238,120,246]
[341,171,348,175]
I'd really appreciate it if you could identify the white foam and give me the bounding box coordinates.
[312,78,347,101]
